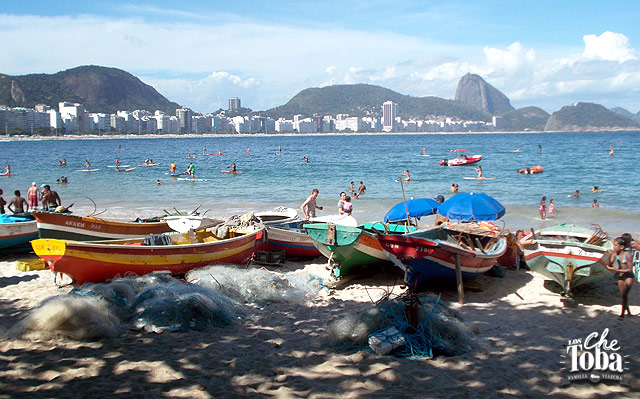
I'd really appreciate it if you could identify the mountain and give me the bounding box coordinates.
[454,73,515,115]
[0,65,180,114]
[499,107,550,131]
[610,107,640,123]
[545,102,640,131]
[261,84,492,121]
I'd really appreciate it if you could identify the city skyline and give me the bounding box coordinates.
[2,1,640,114]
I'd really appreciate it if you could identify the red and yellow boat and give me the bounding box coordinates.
[31,226,263,285]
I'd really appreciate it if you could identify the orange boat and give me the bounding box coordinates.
[518,165,543,174]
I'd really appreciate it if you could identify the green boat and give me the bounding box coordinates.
[522,224,612,297]
[304,222,416,279]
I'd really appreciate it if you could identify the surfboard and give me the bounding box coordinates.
[413,154,430,157]
[76,169,100,172]
[177,177,208,182]
[1,172,12,176]
[450,149,469,152]
[108,165,130,168]
[115,167,136,173]
[138,163,159,167]
[463,177,496,180]
[222,170,244,173]
[166,172,187,177]
[207,153,227,156]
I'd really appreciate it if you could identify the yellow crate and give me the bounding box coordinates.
[16,258,47,271]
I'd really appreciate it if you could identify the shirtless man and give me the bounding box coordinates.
[229,162,237,172]
[356,181,366,197]
[41,185,61,210]
[8,190,28,214]
[0,189,6,214]
[300,189,323,220]
[348,181,355,196]
[27,182,39,211]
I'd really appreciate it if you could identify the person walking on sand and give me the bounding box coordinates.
[600,236,634,319]
[27,182,39,211]
[8,190,28,214]
[539,196,547,219]
[300,188,323,220]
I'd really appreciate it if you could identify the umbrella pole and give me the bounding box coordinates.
[399,178,411,227]
[455,253,465,304]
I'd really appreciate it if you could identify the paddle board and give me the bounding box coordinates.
[138,163,159,167]
[76,169,100,172]
[207,153,227,156]
[166,172,187,177]
[115,167,136,172]
[108,165,130,168]
[1,172,12,176]
[413,154,431,157]
[177,177,208,181]
[222,170,244,173]
[450,149,469,152]
[463,177,496,180]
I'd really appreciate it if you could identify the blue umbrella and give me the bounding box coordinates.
[436,192,505,221]
[384,198,440,222]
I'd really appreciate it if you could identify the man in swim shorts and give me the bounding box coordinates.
[27,182,39,211]
[8,190,28,214]
[301,189,323,220]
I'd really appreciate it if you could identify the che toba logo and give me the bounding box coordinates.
[561,328,629,385]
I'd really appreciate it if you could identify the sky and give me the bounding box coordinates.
[2,0,640,114]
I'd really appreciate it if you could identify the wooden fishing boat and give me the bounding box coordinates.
[374,222,507,289]
[304,222,416,279]
[0,214,38,250]
[255,207,299,225]
[257,221,321,258]
[522,224,612,297]
[31,226,263,285]
[32,211,173,241]
[439,154,482,166]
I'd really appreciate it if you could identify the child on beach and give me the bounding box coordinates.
[592,199,599,208]
[539,196,546,219]
[343,196,353,216]
[548,199,555,215]
[600,236,634,319]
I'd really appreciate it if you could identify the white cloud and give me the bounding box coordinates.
[325,66,336,74]
[483,42,536,72]
[583,31,636,62]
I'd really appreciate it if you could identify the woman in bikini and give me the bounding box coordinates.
[601,236,634,319]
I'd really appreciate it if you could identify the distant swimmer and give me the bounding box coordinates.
[538,144,542,153]
[475,165,483,178]
[278,145,282,154]
[156,179,163,186]
[403,169,411,182]
[592,199,599,208]
[591,186,603,193]
[247,147,251,156]
[610,145,615,156]
[58,159,67,166]
[303,156,309,163]
[451,183,459,194]
[568,190,580,198]
[118,144,123,150]
[515,147,520,152]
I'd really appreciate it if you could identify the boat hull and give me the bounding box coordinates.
[257,223,321,258]
[31,229,262,285]
[0,220,38,249]
[33,212,172,241]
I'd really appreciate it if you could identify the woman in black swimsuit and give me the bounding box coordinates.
[602,236,634,319]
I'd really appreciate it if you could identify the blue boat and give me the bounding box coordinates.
[0,214,38,250]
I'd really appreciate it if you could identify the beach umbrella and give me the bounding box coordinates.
[384,198,440,222]
[436,192,505,221]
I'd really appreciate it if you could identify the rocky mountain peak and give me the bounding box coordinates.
[454,73,514,115]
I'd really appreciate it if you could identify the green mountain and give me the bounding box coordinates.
[0,65,180,114]
[454,73,514,115]
[545,102,640,131]
[500,106,550,131]
[261,84,492,121]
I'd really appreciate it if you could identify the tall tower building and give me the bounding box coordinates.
[382,101,398,132]
[176,107,193,133]
[228,97,241,111]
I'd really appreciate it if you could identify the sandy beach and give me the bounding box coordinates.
[0,254,638,398]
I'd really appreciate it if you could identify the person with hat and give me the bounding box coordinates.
[27,182,39,211]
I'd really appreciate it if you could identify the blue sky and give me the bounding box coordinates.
[2,1,640,114]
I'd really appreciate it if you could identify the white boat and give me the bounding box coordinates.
[255,207,299,225]
[163,215,223,233]
[309,214,358,227]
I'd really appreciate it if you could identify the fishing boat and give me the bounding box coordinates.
[0,214,38,250]
[522,224,612,297]
[31,226,263,285]
[374,222,507,289]
[257,220,321,258]
[255,207,299,225]
[304,222,416,279]
[439,154,482,166]
[32,211,174,241]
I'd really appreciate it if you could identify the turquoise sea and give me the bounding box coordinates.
[1,131,638,236]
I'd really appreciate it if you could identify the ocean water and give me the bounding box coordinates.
[1,131,639,236]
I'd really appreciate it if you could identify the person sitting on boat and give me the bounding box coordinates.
[421,146,426,155]
[59,159,67,166]
[170,162,176,174]
[4,164,10,175]
[600,236,634,319]
[300,188,323,220]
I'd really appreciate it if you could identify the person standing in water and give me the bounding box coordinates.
[539,196,547,219]
[27,182,39,211]
[247,147,251,156]
[8,190,28,214]
[610,145,615,156]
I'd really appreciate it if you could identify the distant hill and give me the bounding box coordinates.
[610,107,640,123]
[499,107,550,131]
[0,65,180,114]
[545,102,640,131]
[261,84,492,121]
[454,73,514,115]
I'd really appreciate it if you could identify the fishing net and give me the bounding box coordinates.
[326,294,477,358]
[187,265,323,304]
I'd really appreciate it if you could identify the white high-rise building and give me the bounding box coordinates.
[382,101,398,132]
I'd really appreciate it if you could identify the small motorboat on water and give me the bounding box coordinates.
[439,154,482,166]
[518,165,544,174]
